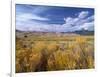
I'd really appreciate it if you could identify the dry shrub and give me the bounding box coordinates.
[32,41,46,53]
[29,52,41,72]
[48,50,76,70]
[46,43,59,54]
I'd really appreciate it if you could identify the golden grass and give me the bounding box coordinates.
[16,35,94,73]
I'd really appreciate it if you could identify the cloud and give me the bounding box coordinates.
[78,11,89,19]
[16,11,94,32]
[79,21,94,30]
[62,11,94,31]
[16,13,49,22]
[16,12,50,31]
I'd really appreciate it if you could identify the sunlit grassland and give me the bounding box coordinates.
[16,33,94,73]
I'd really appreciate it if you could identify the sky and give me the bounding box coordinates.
[16,4,94,32]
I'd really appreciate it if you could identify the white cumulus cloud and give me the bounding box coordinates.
[78,11,89,19]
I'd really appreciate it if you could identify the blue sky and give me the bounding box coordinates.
[16,4,94,32]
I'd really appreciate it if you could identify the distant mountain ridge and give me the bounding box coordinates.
[74,30,94,35]
[16,29,94,35]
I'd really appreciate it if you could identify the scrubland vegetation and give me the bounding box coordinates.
[16,32,94,73]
